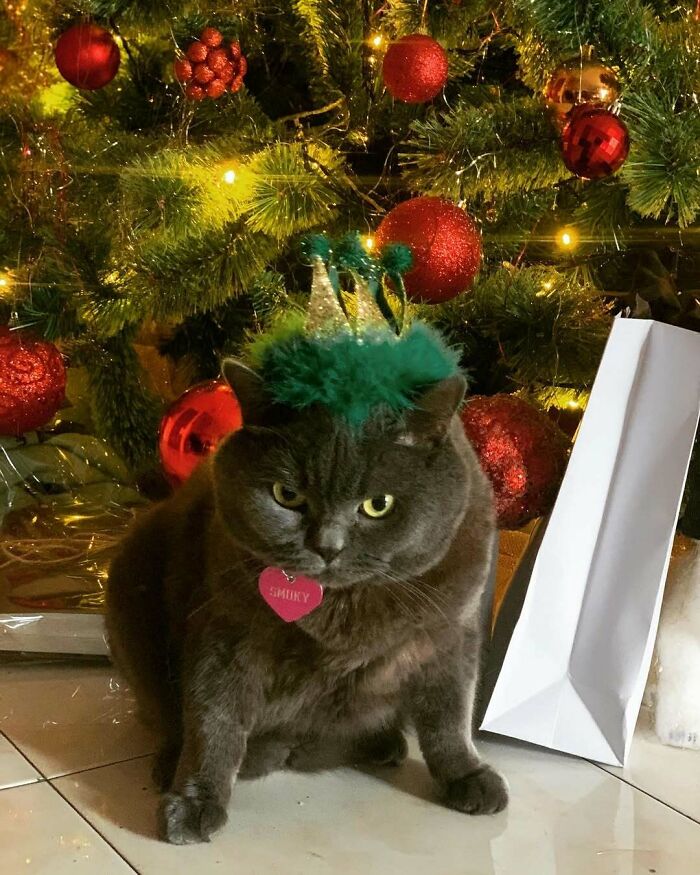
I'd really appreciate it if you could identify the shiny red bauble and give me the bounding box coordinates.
[382,34,448,104]
[159,380,243,486]
[0,327,66,436]
[54,23,120,90]
[561,104,630,179]
[375,196,481,303]
[461,395,570,529]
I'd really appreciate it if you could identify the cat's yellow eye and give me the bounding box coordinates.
[360,495,395,519]
[272,482,307,509]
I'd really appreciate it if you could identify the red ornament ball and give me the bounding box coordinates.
[200,27,224,48]
[461,395,570,529]
[186,41,209,63]
[54,23,120,90]
[382,34,448,104]
[0,327,66,436]
[206,78,227,99]
[159,380,243,486]
[375,196,482,303]
[561,104,630,179]
[193,62,215,84]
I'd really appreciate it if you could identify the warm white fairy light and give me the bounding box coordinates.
[557,227,579,250]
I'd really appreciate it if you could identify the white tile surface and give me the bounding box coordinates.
[0,734,41,789]
[0,663,156,778]
[0,780,135,874]
[55,736,700,875]
[600,706,700,823]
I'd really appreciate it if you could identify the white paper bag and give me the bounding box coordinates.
[481,319,700,766]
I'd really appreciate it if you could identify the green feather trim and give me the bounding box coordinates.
[250,321,461,427]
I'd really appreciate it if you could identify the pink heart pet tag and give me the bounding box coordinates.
[258,567,324,622]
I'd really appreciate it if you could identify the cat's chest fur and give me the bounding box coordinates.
[255,621,438,735]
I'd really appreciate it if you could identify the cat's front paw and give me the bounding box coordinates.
[442,764,508,815]
[158,788,228,844]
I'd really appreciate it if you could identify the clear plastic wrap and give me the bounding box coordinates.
[0,431,147,656]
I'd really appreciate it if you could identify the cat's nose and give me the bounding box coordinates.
[307,526,345,564]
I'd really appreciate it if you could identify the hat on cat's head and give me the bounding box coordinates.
[224,233,464,429]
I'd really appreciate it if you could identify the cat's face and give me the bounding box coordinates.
[213,367,474,588]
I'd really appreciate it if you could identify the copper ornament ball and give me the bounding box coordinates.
[545,60,620,122]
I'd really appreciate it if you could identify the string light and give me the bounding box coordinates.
[222,168,237,184]
[363,235,375,251]
[0,272,13,296]
[369,34,385,50]
[557,226,579,250]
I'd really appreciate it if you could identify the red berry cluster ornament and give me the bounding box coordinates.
[0,327,66,436]
[375,196,481,303]
[54,23,121,91]
[461,395,570,529]
[561,104,630,180]
[174,27,247,100]
[382,34,448,104]
[159,380,243,486]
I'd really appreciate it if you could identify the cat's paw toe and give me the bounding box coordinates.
[442,765,509,815]
[158,790,228,844]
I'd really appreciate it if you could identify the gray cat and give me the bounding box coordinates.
[106,361,508,845]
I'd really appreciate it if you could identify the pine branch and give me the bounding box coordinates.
[243,142,346,238]
[82,331,160,470]
[401,93,567,199]
[432,265,611,390]
[621,91,700,228]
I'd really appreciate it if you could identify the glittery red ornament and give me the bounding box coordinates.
[375,196,482,303]
[561,104,630,179]
[159,380,243,486]
[382,34,448,104]
[54,23,120,90]
[176,29,247,100]
[186,41,208,63]
[461,395,570,529]
[200,27,224,48]
[0,327,66,436]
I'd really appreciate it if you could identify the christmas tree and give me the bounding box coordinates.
[0,1,698,532]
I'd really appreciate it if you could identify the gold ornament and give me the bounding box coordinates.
[305,258,350,334]
[353,279,386,331]
[545,59,620,121]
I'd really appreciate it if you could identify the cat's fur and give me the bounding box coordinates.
[106,362,508,845]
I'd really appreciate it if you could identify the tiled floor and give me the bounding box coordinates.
[1,662,700,874]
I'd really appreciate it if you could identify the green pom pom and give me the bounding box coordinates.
[300,234,332,264]
[381,243,413,277]
[334,233,375,279]
[256,321,461,427]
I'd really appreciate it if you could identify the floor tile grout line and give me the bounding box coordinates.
[590,761,700,827]
[50,751,155,782]
[0,729,50,782]
[47,779,142,875]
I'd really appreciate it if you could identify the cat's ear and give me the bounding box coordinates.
[221,359,267,423]
[403,374,467,443]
